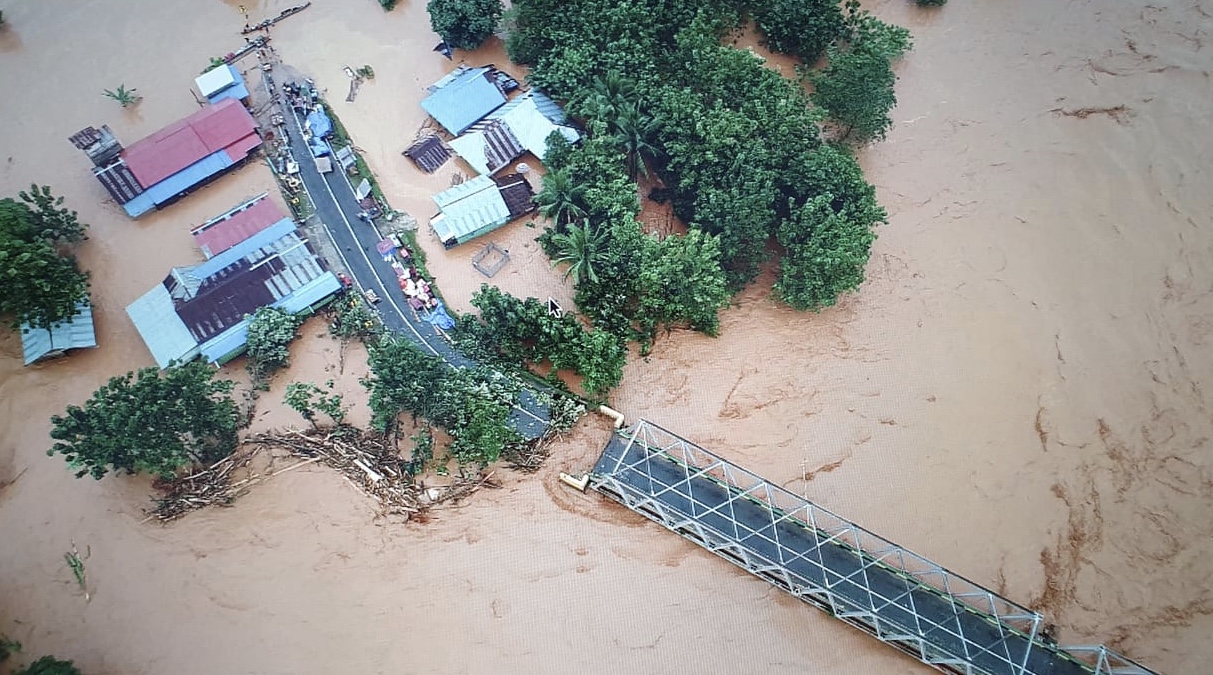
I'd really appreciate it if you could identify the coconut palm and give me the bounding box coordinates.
[571,71,636,121]
[535,168,587,227]
[549,218,608,284]
[610,101,661,179]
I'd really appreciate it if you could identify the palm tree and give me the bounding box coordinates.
[535,168,587,227]
[571,71,636,122]
[610,101,661,179]
[549,218,608,284]
[102,84,141,108]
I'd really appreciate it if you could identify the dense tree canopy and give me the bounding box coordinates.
[0,186,90,330]
[467,285,627,396]
[48,363,239,480]
[363,339,523,466]
[245,306,304,387]
[508,0,903,313]
[427,0,503,51]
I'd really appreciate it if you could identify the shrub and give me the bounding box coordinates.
[245,306,305,388]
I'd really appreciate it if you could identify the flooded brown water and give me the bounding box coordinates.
[1,0,1210,673]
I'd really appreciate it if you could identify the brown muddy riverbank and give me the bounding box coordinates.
[1,0,1210,673]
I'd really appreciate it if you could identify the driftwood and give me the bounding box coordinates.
[149,427,499,523]
[150,449,264,522]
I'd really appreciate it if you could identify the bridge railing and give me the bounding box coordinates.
[591,420,1158,675]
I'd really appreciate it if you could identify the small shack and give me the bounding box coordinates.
[429,174,535,248]
[403,135,452,174]
[420,66,508,136]
[194,64,251,105]
[20,302,98,366]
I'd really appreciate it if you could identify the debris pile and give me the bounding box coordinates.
[150,427,500,523]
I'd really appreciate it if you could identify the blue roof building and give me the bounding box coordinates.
[20,302,98,365]
[127,215,342,368]
[420,66,508,135]
[450,89,581,176]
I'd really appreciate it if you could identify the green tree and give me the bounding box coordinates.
[775,195,877,311]
[810,44,898,143]
[245,306,304,387]
[427,0,504,51]
[609,101,661,179]
[916,0,947,6]
[363,338,449,431]
[548,219,608,283]
[809,2,911,144]
[14,657,82,675]
[535,168,587,227]
[637,229,731,338]
[285,381,346,427]
[570,71,638,122]
[0,188,91,330]
[19,185,87,244]
[843,0,912,60]
[329,293,381,343]
[48,363,239,480]
[750,0,847,62]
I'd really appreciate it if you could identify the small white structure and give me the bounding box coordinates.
[194,64,250,104]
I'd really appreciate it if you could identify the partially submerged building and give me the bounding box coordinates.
[190,193,281,258]
[430,174,536,248]
[20,302,98,366]
[449,90,580,176]
[194,64,251,105]
[127,199,341,368]
[420,66,509,135]
[70,98,262,218]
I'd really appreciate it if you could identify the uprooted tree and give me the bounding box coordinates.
[48,362,240,480]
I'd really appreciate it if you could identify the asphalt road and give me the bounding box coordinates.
[280,97,551,439]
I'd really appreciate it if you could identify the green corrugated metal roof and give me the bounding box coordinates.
[430,176,512,246]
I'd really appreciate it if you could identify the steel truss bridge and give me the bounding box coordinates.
[588,419,1158,675]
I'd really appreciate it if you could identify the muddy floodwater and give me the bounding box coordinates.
[1,0,1211,673]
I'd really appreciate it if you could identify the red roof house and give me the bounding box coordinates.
[122,98,260,188]
[191,194,288,259]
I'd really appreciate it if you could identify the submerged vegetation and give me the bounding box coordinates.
[426,0,504,51]
[101,84,140,108]
[507,0,907,324]
[48,363,240,480]
[0,185,90,331]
